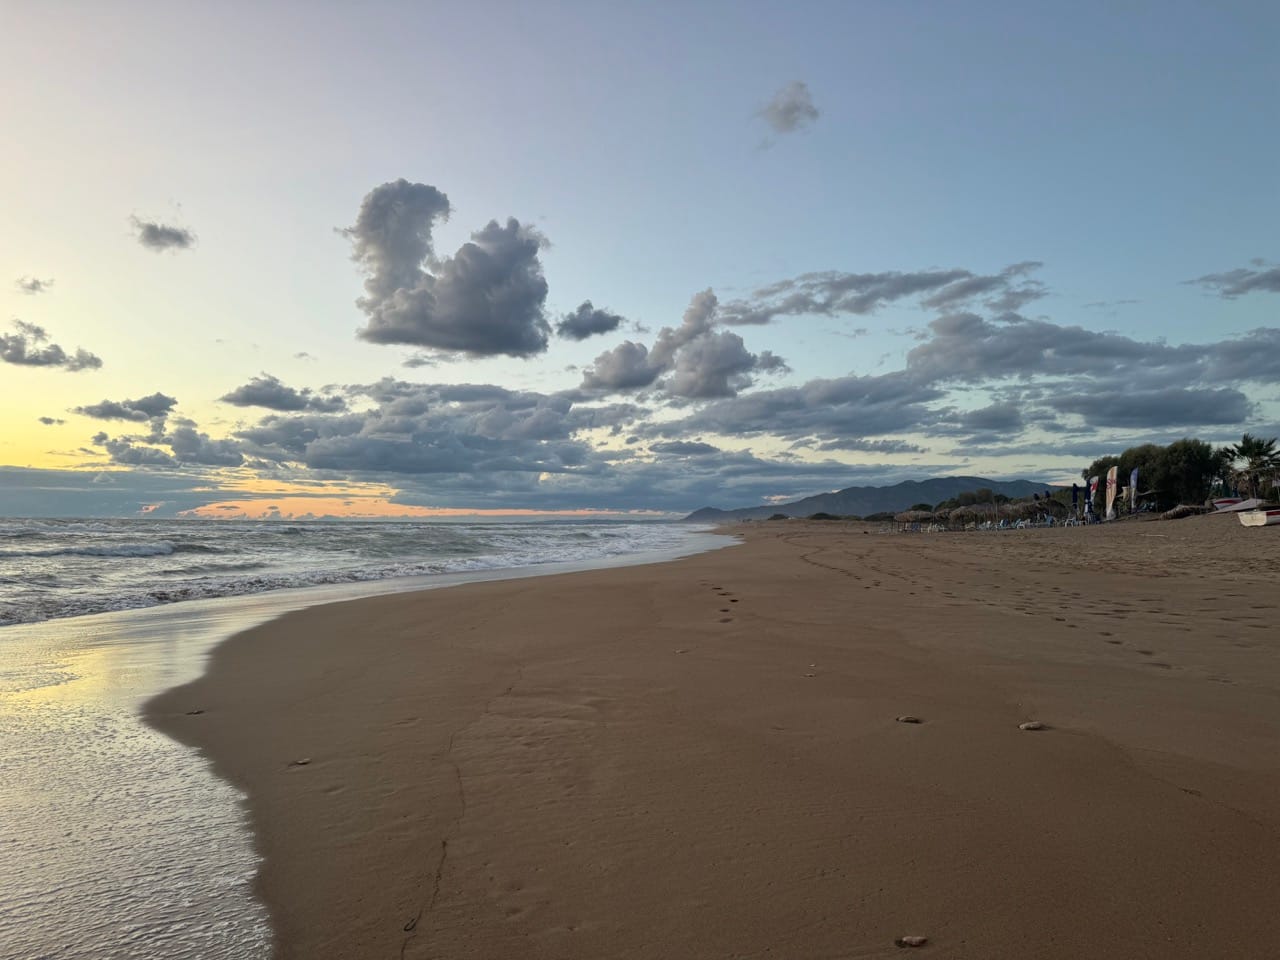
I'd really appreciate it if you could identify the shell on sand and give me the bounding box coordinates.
[1018,721,1045,731]
[895,715,923,724]
[895,935,928,947]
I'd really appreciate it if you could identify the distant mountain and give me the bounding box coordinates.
[684,476,1053,522]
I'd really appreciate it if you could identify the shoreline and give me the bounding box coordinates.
[147,517,1280,959]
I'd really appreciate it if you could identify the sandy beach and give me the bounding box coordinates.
[148,516,1280,959]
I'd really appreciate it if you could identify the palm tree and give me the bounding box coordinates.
[1227,433,1280,499]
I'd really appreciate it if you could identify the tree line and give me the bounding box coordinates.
[1081,433,1278,512]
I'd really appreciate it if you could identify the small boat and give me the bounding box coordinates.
[1215,498,1264,513]
[1213,497,1244,510]
[1239,508,1280,527]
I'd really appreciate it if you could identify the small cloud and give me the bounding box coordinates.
[131,216,196,252]
[556,301,626,341]
[38,416,65,426]
[74,392,177,423]
[1191,261,1280,298]
[757,81,819,136]
[220,373,346,412]
[402,353,439,368]
[16,276,53,295]
[1,320,103,371]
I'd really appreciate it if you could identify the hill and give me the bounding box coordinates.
[684,476,1053,522]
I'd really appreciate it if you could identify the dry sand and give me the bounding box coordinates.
[148,515,1280,959]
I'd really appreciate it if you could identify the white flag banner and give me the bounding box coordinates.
[1105,465,1119,520]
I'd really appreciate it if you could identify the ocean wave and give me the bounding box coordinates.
[158,561,269,576]
[0,541,178,559]
[0,521,710,626]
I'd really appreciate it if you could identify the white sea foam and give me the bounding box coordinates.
[0,518,703,625]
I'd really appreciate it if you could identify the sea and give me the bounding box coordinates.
[0,518,729,960]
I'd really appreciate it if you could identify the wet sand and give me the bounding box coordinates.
[148,515,1280,959]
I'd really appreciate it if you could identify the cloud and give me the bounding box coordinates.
[580,340,660,391]
[650,440,720,456]
[74,392,177,423]
[806,438,926,454]
[1192,261,1280,298]
[665,330,761,398]
[954,401,1024,433]
[1051,387,1252,428]
[220,374,346,412]
[556,301,625,340]
[904,313,1280,389]
[0,321,103,371]
[662,370,944,442]
[37,416,65,426]
[720,262,1048,325]
[103,438,177,466]
[580,289,786,399]
[16,276,53,294]
[131,216,196,251]
[165,419,245,466]
[758,81,819,135]
[346,179,550,357]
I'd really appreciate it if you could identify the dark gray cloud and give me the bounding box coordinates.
[93,414,245,469]
[665,371,944,442]
[220,374,346,412]
[650,440,720,456]
[921,262,1047,313]
[131,216,196,251]
[1,321,103,371]
[722,269,967,325]
[721,262,1048,326]
[0,466,245,518]
[165,419,245,466]
[556,301,625,340]
[758,81,819,134]
[581,289,785,399]
[905,313,1280,389]
[74,392,177,423]
[1051,387,1252,428]
[346,179,550,357]
[806,438,926,454]
[233,379,619,478]
[16,276,52,294]
[103,438,177,466]
[1192,261,1280,298]
[665,330,760,398]
[955,401,1024,433]
[37,416,65,426]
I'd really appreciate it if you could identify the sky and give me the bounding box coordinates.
[2,0,1278,519]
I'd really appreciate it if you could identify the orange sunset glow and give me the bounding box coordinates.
[178,497,666,520]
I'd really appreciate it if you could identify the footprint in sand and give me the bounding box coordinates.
[719,618,733,623]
